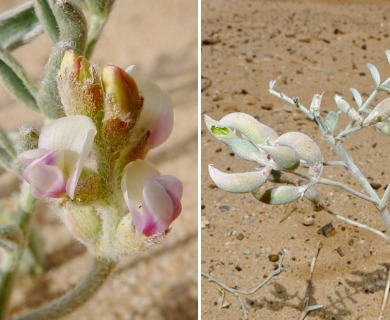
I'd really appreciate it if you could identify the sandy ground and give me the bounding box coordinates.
[201,0,390,319]
[0,0,198,319]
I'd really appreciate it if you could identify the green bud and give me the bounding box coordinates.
[62,204,102,251]
[115,214,146,254]
[57,50,104,121]
[17,125,39,153]
[102,65,142,144]
[211,125,230,135]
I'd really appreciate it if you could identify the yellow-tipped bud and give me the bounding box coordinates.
[102,65,142,144]
[57,50,104,121]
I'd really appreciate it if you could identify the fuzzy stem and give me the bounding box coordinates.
[0,183,36,320]
[14,256,117,320]
[269,89,314,120]
[85,15,107,59]
[316,177,378,205]
[337,126,362,139]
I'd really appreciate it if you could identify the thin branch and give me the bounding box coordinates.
[316,178,378,205]
[201,252,285,320]
[323,161,347,168]
[379,184,390,210]
[320,204,390,242]
[378,267,390,320]
[337,126,363,139]
[299,242,323,320]
[269,89,314,120]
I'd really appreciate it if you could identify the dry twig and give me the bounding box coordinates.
[378,267,390,320]
[201,252,285,320]
[299,242,323,320]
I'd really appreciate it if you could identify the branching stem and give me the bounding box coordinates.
[201,253,285,320]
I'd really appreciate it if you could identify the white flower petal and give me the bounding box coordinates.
[37,115,97,199]
[126,65,174,148]
[121,159,160,209]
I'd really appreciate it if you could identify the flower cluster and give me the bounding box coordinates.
[205,112,323,205]
[18,51,182,253]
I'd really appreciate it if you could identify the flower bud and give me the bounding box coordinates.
[334,95,363,124]
[61,204,102,251]
[115,214,146,253]
[363,98,390,126]
[275,132,323,176]
[18,125,39,153]
[310,93,322,117]
[252,185,307,205]
[57,50,104,121]
[259,145,300,171]
[102,65,142,144]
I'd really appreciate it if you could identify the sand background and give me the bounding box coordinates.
[201,0,390,319]
[0,0,198,319]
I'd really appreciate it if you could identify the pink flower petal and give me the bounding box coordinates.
[24,163,66,198]
[38,116,97,199]
[121,159,183,236]
[141,180,174,236]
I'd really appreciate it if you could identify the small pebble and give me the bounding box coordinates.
[268,254,279,262]
[235,266,242,271]
[261,103,273,111]
[236,233,244,240]
[302,217,314,226]
[370,182,382,190]
[201,220,210,229]
[336,247,345,257]
[219,205,231,212]
[318,223,336,237]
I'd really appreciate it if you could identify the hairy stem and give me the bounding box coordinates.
[85,15,108,59]
[0,183,36,320]
[316,178,378,205]
[14,256,117,320]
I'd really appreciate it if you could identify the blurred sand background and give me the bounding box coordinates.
[0,0,198,319]
[202,0,390,319]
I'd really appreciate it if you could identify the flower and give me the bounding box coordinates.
[18,115,97,199]
[121,159,182,236]
[126,65,174,149]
